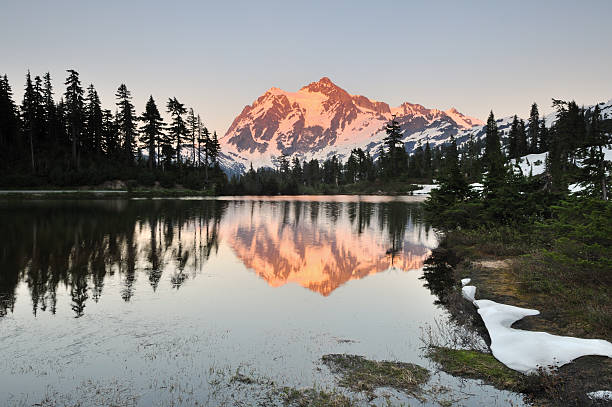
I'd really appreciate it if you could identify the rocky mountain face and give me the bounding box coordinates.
[220,77,484,169]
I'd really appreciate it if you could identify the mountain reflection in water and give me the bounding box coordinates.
[0,197,436,318]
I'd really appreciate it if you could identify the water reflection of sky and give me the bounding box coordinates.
[0,198,524,406]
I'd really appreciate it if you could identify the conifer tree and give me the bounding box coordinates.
[383,115,403,176]
[42,73,56,144]
[187,108,197,166]
[200,126,211,179]
[528,103,539,153]
[517,119,527,157]
[139,96,165,169]
[21,71,38,171]
[64,69,84,169]
[508,115,519,159]
[483,111,506,194]
[84,84,103,155]
[539,119,549,152]
[101,109,118,157]
[579,105,611,199]
[209,131,220,164]
[291,156,302,183]
[166,97,188,167]
[115,84,137,163]
[0,74,20,164]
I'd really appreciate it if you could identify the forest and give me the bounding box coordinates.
[0,69,611,200]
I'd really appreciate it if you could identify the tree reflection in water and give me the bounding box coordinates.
[0,198,435,318]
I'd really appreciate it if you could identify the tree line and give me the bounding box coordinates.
[0,69,224,189]
[226,100,610,197]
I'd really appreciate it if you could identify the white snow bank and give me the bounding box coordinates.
[469,182,484,192]
[587,390,612,401]
[462,285,476,302]
[412,184,438,195]
[568,183,585,194]
[511,153,547,176]
[461,281,612,373]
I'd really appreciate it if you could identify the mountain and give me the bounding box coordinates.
[220,77,484,169]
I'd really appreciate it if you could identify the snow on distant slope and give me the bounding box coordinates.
[221,77,484,169]
[218,80,612,175]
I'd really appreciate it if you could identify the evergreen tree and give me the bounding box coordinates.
[115,84,137,163]
[483,111,507,194]
[508,115,519,159]
[382,115,404,177]
[101,109,118,157]
[21,71,38,171]
[0,74,20,162]
[528,103,539,153]
[84,84,103,156]
[64,69,84,169]
[539,118,549,152]
[187,108,197,166]
[200,126,211,179]
[42,73,56,145]
[209,131,220,164]
[578,105,611,199]
[166,97,188,166]
[291,156,302,183]
[139,96,165,169]
[517,118,527,157]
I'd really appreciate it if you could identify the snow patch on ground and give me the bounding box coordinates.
[461,281,612,373]
[587,390,612,401]
[412,184,438,195]
[462,286,476,302]
[511,153,547,176]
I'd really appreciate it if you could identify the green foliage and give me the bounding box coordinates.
[538,199,612,276]
[427,347,525,392]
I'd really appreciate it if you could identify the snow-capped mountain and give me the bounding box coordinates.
[220,77,612,173]
[221,77,484,169]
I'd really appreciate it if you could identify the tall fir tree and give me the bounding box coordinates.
[382,115,404,177]
[166,97,188,167]
[115,84,137,163]
[528,103,539,153]
[483,111,506,194]
[21,71,38,171]
[187,108,198,166]
[84,84,103,156]
[579,105,611,199]
[0,74,20,165]
[139,96,165,169]
[64,69,84,169]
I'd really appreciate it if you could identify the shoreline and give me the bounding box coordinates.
[0,189,433,200]
[424,230,612,406]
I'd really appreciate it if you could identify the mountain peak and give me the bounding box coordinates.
[301,76,342,93]
[223,78,484,168]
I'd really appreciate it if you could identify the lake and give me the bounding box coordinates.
[0,196,524,406]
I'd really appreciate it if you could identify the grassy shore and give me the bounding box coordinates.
[424,217,612,406]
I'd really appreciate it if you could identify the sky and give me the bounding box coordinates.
[2,0,612,135]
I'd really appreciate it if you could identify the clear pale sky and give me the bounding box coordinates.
[2,0,611,134]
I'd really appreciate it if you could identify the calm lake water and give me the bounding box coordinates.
[0,197,524,406]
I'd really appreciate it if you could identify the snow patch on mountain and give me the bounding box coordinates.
[221,77,484,169]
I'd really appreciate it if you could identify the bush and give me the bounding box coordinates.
[182,173,204,190]
[137,171,156,187]
[159,173,175,188]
